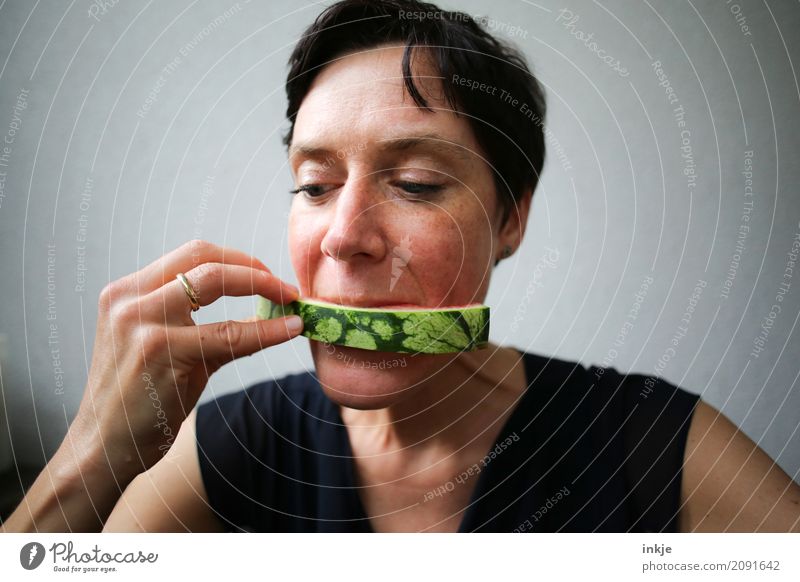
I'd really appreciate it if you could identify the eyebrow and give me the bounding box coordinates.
[288,133,474,164]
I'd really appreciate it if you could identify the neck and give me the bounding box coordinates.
[339,344,526,452]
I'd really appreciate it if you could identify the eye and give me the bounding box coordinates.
[394,181,444,196]
[289,184,330,198]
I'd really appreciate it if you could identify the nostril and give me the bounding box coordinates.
[320,227,386,263]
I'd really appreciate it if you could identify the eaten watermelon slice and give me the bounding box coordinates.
[256,296,490,354]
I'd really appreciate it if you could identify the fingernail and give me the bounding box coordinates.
[286,315,303,333]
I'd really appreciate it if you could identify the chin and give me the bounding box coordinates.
[309,340,453,409]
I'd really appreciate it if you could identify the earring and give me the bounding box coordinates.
[494,245,513,266]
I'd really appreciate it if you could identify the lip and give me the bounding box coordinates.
[312,296,420,309]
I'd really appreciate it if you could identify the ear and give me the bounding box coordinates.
[496,187,533,255]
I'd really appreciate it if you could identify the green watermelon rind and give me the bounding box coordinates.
[256,296,490,354]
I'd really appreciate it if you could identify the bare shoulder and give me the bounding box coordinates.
[678,398,800,532]
[103,408,225,532]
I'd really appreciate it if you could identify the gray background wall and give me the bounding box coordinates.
[0,0,798,483]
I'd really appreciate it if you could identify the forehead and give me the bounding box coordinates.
[290,45,478,156]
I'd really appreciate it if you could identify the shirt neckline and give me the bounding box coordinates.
[332,348,534,533]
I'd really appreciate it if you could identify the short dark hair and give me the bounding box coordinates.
[284,0,547,228]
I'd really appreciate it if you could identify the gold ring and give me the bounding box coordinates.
[176,273,200,312]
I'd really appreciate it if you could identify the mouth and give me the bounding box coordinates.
[312,297,421,309]
[308,297,485,311]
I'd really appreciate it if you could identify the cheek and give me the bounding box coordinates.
[409,203,493,303]
[288,207,318,292]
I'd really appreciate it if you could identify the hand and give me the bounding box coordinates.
[69,239,302,481]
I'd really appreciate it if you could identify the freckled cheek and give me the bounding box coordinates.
[410,212,490,302]
[288,210,322,293]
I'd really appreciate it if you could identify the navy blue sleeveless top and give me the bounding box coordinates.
[195,350,700,532]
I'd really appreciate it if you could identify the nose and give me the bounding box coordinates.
[320,175,387,263]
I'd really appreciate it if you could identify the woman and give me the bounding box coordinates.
[5,0,799,533]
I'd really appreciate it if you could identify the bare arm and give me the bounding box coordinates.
[104,409,225,532]
[678,399,800,532]
[1,414,141,532]
[1,240,301,533]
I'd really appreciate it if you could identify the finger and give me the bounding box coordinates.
[151,263,299,319]
[135,239,275,293]
[170,315,304,362]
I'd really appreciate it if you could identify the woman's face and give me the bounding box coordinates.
[287,45,528,409]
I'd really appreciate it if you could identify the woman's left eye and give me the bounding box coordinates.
[394,181,444,196]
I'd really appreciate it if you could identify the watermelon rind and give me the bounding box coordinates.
[256,296,490,354]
